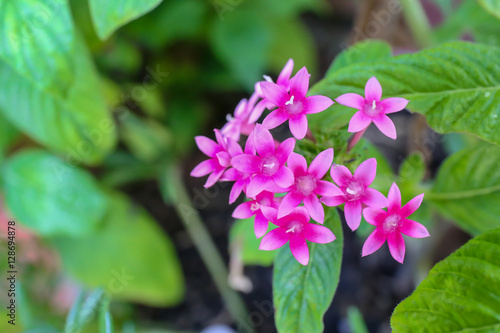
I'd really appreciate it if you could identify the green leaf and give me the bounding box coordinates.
[347,306,369,333]
[99,296,113,333]
[2,150,107,236]
[479,0,500,19]
[0,113,19,161]
[428,141,500,235]
[312,42,500,145]
[273,207,343,333]
[51,192,185,307]
[0,0,116,165]
[391,228,500,332]
[89,0,164,40]
[65,291,85,333]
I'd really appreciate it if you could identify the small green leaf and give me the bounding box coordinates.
[65,291,84,333]
[89,0,164,40]
[273,207,343,333]
[478,0,500,19]
[391,228,500,332]
[347,306,369,333]
[429,141,500,235]
[2,150,107,236]
[51,192,185,307]
[99,296,113,333]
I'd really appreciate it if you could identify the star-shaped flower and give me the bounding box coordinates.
[232,191,280,238]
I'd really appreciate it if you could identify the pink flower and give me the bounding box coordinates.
[362,183,429,263]
[336,76,409,139]
[260,67,334,140]
[259,206,336,265]
[221,93,262,141]
[191,129,235,188]
[322,158,387,231]
[232,191,280,238]
[278,149,342,224]
[256,58,294,102]
[231,125,295,197]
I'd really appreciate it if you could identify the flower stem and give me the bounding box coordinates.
[399,0,433,48]
[347,127,368,153]
[161,165,252,332]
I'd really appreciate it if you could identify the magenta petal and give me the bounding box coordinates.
[303,95,334,114]
[273,166,295,188]
[254,213,269,238]
[373,115,397,139]
[278,191,303,218]
[290,67,309,100]
[259,228,289,251]
[315,180,342,197]
[400,193,424,218]
[249,100,266,124]
[348,111,372,133]
[277,58,294,87]
[289,114,308,140]
[260,206,278,223]
[331,164,353,186]
[191,159,215,177]
[344,200,362,231]
[387,232,405,263]
[380,97,409,114]
[321,195,346,207]
[231,154,261,174]
[365,76,382,102]
[246,174,271,197]
[387,183,401,213]
[287,152,308,175]
[354,158,377,186]
[309,148,333,179]
[204,168,225,188]
[276,138,296,164]
[362,228,386,257]
[362,188,388,208]
[227,138,243,157]
[262,109,288,129]
[289,235,309,265]
[260,82,289,106]
[214,129,227,149]
[195,136,218,157]
[216,151,231,168]
[363,207,386,226]
[229,179,245,204]
[400,219,430,238]
[232,201,255,219]
[244,131,256,155]
[253,125,275,157]
[335,93,365,109]
[304,195,325,224]
[303,224,336,244]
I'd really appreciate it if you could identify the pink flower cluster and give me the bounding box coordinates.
[191,60,428,265]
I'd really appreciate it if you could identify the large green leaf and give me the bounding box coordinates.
[273,207,343,333]
[391,228,500,332]
[2,150,107,236]
[0,0,116,165]
[51,192,185,307]
[479,0,500,19]
[89,0,163,40]
[428,141,500,235]
[312,42,500,145]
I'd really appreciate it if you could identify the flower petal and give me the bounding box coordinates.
[335,93,365,109]
[290,67,309,100]
[380,97,409,114]
[344,200,362,231]
[362,228,386,257]
[348,111,372,133]
[246,174,271,197]
[289,235,309,265]
[249,100,266,124]
[400,193,424,218]
[253,124,275,157]
[278,191,303,218]
[373,115,397,139]
[287,152,308,175]
[303,224,336,244]
[204,168,225,188]
[277,58,294,88]
[309,148,333,179]
[362,188,388,208]
[229,179,245,204]
[259,228,289,251]
[354,158,377,186]
[273,166,295,188]
[216,151,231,168]
[275,138,296,164]
[304,195,325,224]
[387,232,405,263]
[195,136,218,157]
[289,114,308,140]
[254,213,269,238]
[244,131,256,155]
[321,195,346,207]
[226,138,243,157]
[330,164,353,187]
[191,159,215,177]
[214,129,226,149]
[260,81,289,107]
[365,76,382,102]
[315,180,342,197]
[400,219,430,238]
[303,95,334,114]
[232,201,255,219]
[387,183,401,213]
[363,207,386,226]
[262,109,288,129]
[260,206,278,223]
[231,154,261,174]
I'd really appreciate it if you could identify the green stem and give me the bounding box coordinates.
[400,0,433,48]
[161,165,253,332]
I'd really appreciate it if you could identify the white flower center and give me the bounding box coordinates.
[345,181,364,200]
[261,155,279,176]
[285,95,295,106]
[383,214,401,232]
[372,100,377,110]
[250,202,260,212]
[285,221,303,234]
[295,175,316,196]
